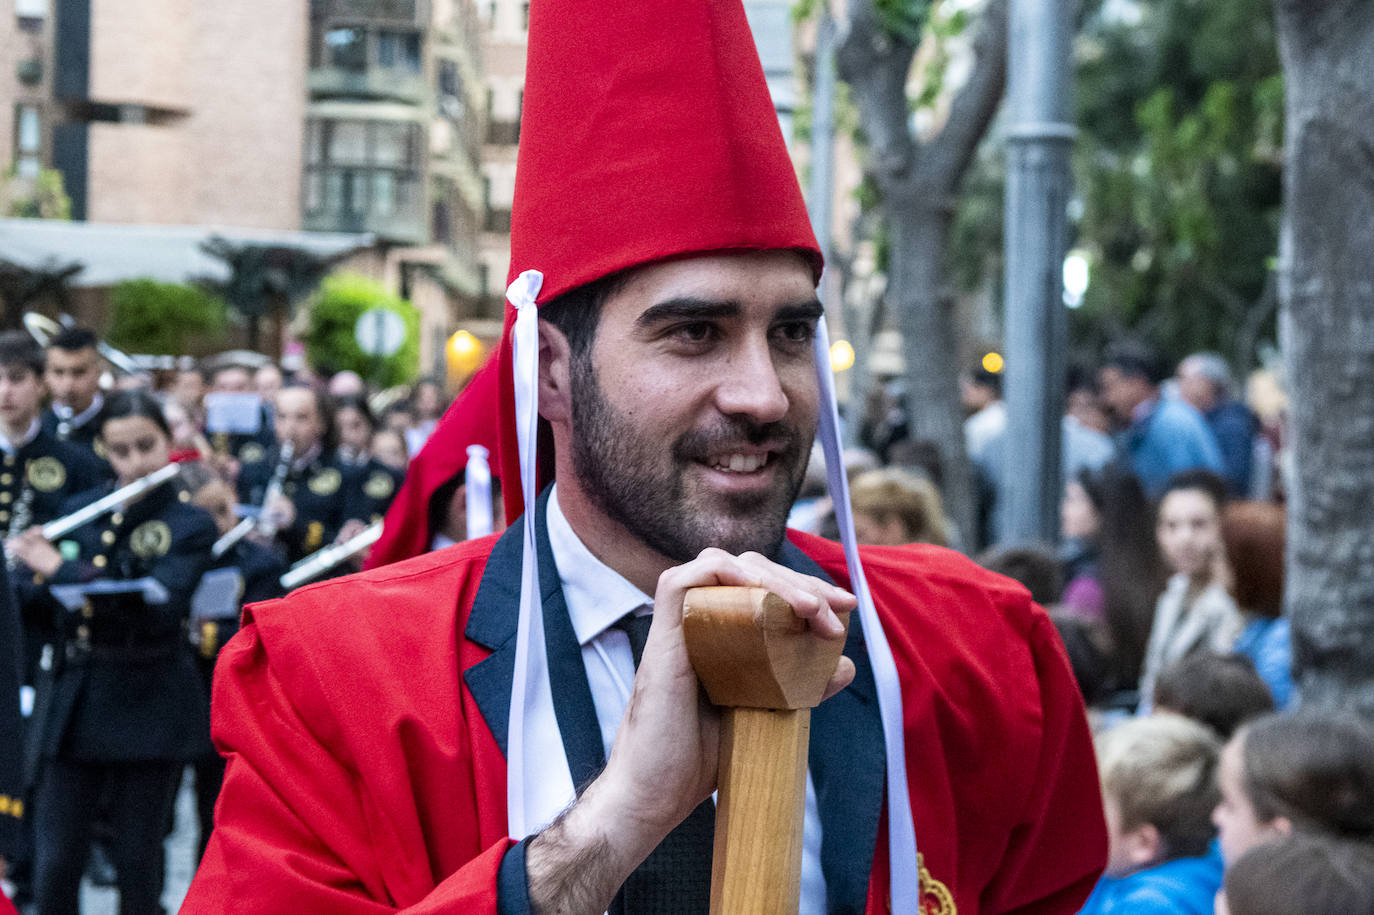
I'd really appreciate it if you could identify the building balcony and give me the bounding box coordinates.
[308,67,427,105]
[304,169,428,245]
[313,0,423,27]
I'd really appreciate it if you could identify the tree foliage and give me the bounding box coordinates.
[1,166,71,220]
[1069,0,1284,367]
[943,0,1284,371]
[302,273,420,387]
[107,279,229,355]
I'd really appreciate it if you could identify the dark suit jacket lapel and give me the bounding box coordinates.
[462,489,607,796]
[780,540,885,914]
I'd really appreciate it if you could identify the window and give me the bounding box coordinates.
[439,60,460,99]
[325,27,366,71]
[305,119,422,223]
[377,31,421,74]
[15,105,41,179]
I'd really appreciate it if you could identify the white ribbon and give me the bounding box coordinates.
[813,316,920,912]
[504,270,576,839]
[465,445,494,540]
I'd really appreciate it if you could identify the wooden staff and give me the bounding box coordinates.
[682,587,850,915]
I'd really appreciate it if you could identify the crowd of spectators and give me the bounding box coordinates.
[831,338,1368,914]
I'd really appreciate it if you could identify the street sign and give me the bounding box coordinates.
[355,308,407,357]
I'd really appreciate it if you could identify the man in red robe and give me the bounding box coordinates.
[185,1,1106,911]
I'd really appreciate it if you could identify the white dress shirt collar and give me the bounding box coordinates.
[54,392,104,428]
[546,484,653,647]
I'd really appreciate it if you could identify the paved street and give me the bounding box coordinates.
[79,768,197,914]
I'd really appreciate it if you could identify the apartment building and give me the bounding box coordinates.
[1,0,307,228]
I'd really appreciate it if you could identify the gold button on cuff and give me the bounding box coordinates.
[0,473,11,484]
[82,603,94,619]
[178,489,191,502]
[111,513,124,525]
[101,531,116,545]
[76,625,90,640]
[93,555,107,568]
[0,511,9,524]
[0,493,11,504]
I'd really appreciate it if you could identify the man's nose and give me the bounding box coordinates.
[714,337,789,424]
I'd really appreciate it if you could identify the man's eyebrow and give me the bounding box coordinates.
[776,298,825,321]
[635,298,740,327]
[634,296,825,328]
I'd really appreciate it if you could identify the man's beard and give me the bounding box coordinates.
[568,361,811,563]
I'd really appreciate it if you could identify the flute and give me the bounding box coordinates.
[279,521,383,590]
[40,463,182,541]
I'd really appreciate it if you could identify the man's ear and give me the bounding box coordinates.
[537,319,573,424]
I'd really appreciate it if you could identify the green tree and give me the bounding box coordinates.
[302,274,419,387]
[1,166,71,220]
[833,0,1008,539]
[1069,0,1283,369]
[107,279,229,355]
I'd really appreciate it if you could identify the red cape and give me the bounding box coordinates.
[185,531,1105,912]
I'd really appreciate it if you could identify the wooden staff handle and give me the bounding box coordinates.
[682,587,850,915]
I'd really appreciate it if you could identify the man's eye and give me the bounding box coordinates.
[773,321,816,345]
[672,322,717,344]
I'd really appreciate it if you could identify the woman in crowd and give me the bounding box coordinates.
[1137,469,1245,709]
[1222,501,1294,708]
[8,391,216,915]
[849,466,951,547]
[1058,463,1165,699]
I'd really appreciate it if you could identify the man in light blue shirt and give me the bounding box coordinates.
[1099,344,1223,497]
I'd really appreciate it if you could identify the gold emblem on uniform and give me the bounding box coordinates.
[304,520,325,551]
[93,437,107,460]
[918,853,955,915]
[130,520,173,559]
[27,456,66,492]
[363,471,394,500]
[308,468,342,496]
[239,442,266,464]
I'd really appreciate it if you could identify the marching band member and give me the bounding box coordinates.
[40,327,107,464]
[9,390,215,915]
[238,386,401,568]
[203,363,275,467]
[1,332,108,685]
[185,1,1105,911]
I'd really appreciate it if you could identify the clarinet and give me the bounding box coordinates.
[254,441,295,538]
[279,522,383,590]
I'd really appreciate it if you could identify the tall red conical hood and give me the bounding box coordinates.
[496,0,822,521]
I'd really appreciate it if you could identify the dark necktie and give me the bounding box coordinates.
[613,611,715,914]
